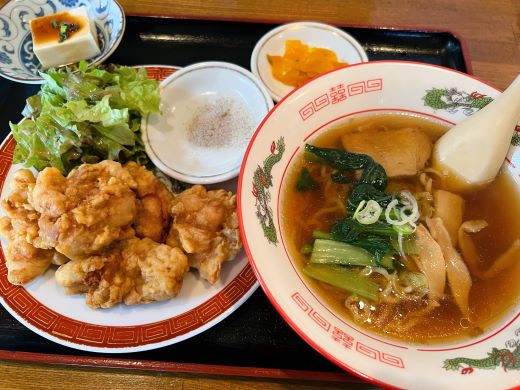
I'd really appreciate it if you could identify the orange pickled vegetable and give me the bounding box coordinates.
[267,40,348,87]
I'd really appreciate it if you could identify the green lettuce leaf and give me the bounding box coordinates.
[12,62,160,174]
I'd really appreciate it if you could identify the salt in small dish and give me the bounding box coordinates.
[251,21,369,102]
[143,61,274,185]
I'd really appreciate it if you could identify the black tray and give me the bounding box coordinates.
[0,15,470,381]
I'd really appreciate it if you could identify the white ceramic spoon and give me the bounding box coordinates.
[433,74,520,191]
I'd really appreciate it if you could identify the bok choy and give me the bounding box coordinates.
[303,264,379,301]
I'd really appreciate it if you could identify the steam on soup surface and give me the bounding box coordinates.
[282,114,520,344]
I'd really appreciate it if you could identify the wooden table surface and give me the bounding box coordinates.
[0,0,519,389]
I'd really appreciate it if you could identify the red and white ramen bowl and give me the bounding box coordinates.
[238,61,520,389]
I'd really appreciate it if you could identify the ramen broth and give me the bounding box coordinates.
[282,114,520,344]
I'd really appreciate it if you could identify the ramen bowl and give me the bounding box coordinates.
[0,0,125,83]
[238,61,520,389]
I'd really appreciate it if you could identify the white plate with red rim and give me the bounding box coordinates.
[250,21,369,102]
[0,65,258,353]
[238,61,520,389]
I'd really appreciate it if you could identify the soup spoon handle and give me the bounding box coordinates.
[433,74,520,190]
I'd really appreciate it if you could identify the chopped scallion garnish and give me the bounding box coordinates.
[353,199,382,225]
[51,20,80,42]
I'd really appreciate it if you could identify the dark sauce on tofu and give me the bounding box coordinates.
[30,12,83,45]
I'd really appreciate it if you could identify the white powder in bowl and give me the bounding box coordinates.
[186,97,254,149]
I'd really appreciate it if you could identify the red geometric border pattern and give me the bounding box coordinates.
[290,292,404,369]
[298,78,383,121]
[0,66,257,348]
[144,66,178,80]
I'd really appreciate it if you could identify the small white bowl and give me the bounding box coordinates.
[251,21,368,102]
[0,0,125,84]
[143,61,274,185]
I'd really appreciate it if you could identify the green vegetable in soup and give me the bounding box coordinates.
[399,270,428,294]
[300,141,420,283]
[296,167,318,191]
[304,144,387,190]
[300,243,314,256]
[390,235,419,256]
[347,183,394,212]
[303,263,379,301]
[310,239,374,266]
[312,230,332,240]
[330,170,351,184]
[349,236,395,267]
[304,143,370,170]
[331,218,397,242]
[379,253,395,270]
[329,218,408,266]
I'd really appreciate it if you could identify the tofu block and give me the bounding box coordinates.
[30,7,101,69]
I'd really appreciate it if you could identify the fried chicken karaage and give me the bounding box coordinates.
[124,162,174,242]
[0,160,242,308]
[55,237,189,309]
[167,185,241,284]
[1,169,40,245]
[34,161,138,260]
[0,169,55,284]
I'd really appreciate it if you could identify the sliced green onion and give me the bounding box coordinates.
[58,21,80,42]
[303,263,379,301]
[353,200,366,218]
[310,239,374,266]
[354,199,382,225]
[385,192,420,228]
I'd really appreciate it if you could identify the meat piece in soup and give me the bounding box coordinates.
[283,114,520,344]
[341,127,432,177]
[433,189,465,245]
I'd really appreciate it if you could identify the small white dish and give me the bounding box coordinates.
[251,21,369,102]
[0,0,125,84]
[143,61,274,185]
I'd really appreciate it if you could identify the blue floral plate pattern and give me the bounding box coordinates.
[0,0,125,83]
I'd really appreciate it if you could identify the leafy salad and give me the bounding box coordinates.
[10,61,160,174]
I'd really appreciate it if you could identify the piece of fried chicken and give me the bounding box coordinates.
[55,238,189,309]
[124,162,174,243]
[33,161,138,260]
[166,185,241,284]
[0,169,55,284]
[3,236,55,285]
[1,169,40,245]
[122,237,188,305]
